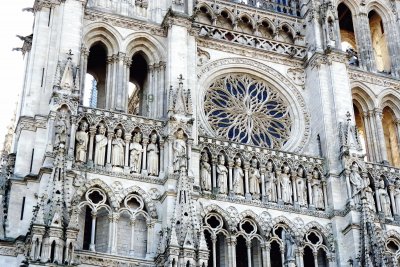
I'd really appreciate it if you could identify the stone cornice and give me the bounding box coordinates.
[305,51,347,69]
[348,67,400,90]
[15,116,47,139]
[84,10,167,37]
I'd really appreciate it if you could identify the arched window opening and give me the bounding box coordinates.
[317,248,328,267]
[353,103,369,159]
[236,235,248,266]
[303,246,315,267]
[251,238,263,267]
[368,11,391,73]
[382,107,400,166]
[337,3,358,65]
[81,206,93,251]
[270,241,282,267]
[50,240,56,263]
[85,43,108,109]
[129,53,148,115]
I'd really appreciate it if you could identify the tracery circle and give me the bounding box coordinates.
[204,74,292,148]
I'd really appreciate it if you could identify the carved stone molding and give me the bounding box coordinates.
[348,68,400,90]
[287,68,305,87]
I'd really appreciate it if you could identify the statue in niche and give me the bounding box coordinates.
[349,162,363,204]
[129,132,143,173]
[249,159,261,198]
[54,118,68,148]
[280,165,292,204]
[216,154,228,194]
[75,121,88,163]
[200,152,212,192]
[394,179,400,215]
[147,133,159,176]
[233,157,244,196]
[265,161,277,202]
[363,175,376,211]
[173,129,186,171]
[311,170,324,209]
[94,123,107,166]
[284,231,296,261]
[111,129,125,167]
[377,178,392,217]
[296,167,307,207]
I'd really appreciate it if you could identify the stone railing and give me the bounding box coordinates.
[72,106,166,179]
[195,23,306,59]
[197,136,328,211]
[86,0,148,18]
[221,0,301,17]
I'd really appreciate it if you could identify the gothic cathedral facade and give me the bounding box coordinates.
[1,0,400,266]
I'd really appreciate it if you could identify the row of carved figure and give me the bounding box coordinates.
[200,152,326,209]
[348,162,400,219]
[75,122,160,175]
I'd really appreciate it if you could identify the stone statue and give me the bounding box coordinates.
[75,122,88,163]
[54,118,68,148]
[280,165,292,204]
[94,123,107,166]
[296,167,307,207]
[111,129,125,167]
[216,155,228,194]
[284,231,295,261]
[200,152,212,192]
[394,179,400,215]
[129,132,143,173]
[349,162,363,204]
[266,161,277,202]
[147,134,159,176]
[311,170,324,210]
[173,129,187,171]
[233,157,244,196]
[249,159,261,198]
[377,178,392,217]
[363,176,376,211]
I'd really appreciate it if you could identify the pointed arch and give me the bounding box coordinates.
[125,33,166,65]
[119,185,158,219]
[72,178,119,209]
[83,23,122,56]
[201,204,238,230]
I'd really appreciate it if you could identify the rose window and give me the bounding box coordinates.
[204,74,292,148]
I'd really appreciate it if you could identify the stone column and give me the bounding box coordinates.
[146,222,154,258]
[124,134,131,172]
[374,109,389,164]
[187,139,193,174]
[363,112,377,162]
[212,235,217,267]
[262,243,270,267]
[68,119,77,157]
[246,240,252,267]
[322,179,328,211]
[231,237,237,267]
[367,110,380,161]
[111,213,119,254]
[212,158,217,191]
[107,214,113,254]
[106,55,115,110]
[228,161,234,196]
[123,57,132,112]
[307,174,313,208]
[280,247,285,267]
[129,219,136,256]
[245,163,251,200]
[261,167,267,202]
[313,252,318,267]
[291,172,298,204]
[168,137,174,174]
[89,211,97,252]
[389,185,396,216]
[87,127,96,167]
[141,138,149,175]
[159,62,166,118]
[227,237,233,266]
[277,170,282,202]
[80,46,89,103]
[114,52,127,112]
[355,12,376,72]
[106,132,114,169]
[375,182,382,212]
[46,112,56,152]
[159,139,165,174]
[345,170,353,206]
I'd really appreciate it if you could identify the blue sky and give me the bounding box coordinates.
[0,1,34,150]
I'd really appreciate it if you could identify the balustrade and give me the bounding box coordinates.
[198,136,327,211]
[86,0,148,18]
[222,0,301,17]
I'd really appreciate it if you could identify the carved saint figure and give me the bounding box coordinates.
[363,176,376,211]
[233,157,244,196]
[112,129,125,167]
[284,231,295,261]
[129,132,143,173]
[266,161,277,202]
[173,129,186,171]
[200,152,212,192]
[296,167,307,207]
[147,134,159,176]
[216,154,228,194]
[394,179,400,215]
[311,170,324,210]
[249,159,261,197]
[75,122,88,163]
[377,178,392,217]
[94,123,107,166]
[349,162,363,204]
[54,118,68,147]
[280,165,292,204]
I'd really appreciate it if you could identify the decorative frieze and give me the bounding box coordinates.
[348,67,400,90]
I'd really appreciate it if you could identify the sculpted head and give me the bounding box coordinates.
[151,133,157,143]
[267,161,273,171]
[251,158,258,168]
[201,152,209,162]
[312,169,319,179]
[177,129,184,139]
[134,132,142,143]
[351,162,359,172]
[235,157,241,166]
[98,123,106,135]
[116,129,123,138]
[218,154,225,165]
[80,121,88,131]
[297,166,304,177]
[283,165,290,174]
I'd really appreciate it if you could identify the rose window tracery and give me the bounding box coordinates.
[204,74,292,148]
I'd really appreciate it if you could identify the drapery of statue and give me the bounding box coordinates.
[249,159,261,198]
[216,154,228,194]
[111,129,125,168]
[200,152,212,192]
[147,133,159,176]
[233,157,244,196]
[296,167,307,207]
[75,121,88,163]
[173,129,187,172]
[266,161,278,202]
[94,123,107,166]
[129,132,143,173]
[280,165,293,204]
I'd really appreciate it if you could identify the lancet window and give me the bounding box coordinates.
[128,53,148,115]
[337,3,358,66]
[368,11,391,73]
[302,229,329,267]
[382,107,400,167]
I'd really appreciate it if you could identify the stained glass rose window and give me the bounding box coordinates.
[204,74,292,148]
